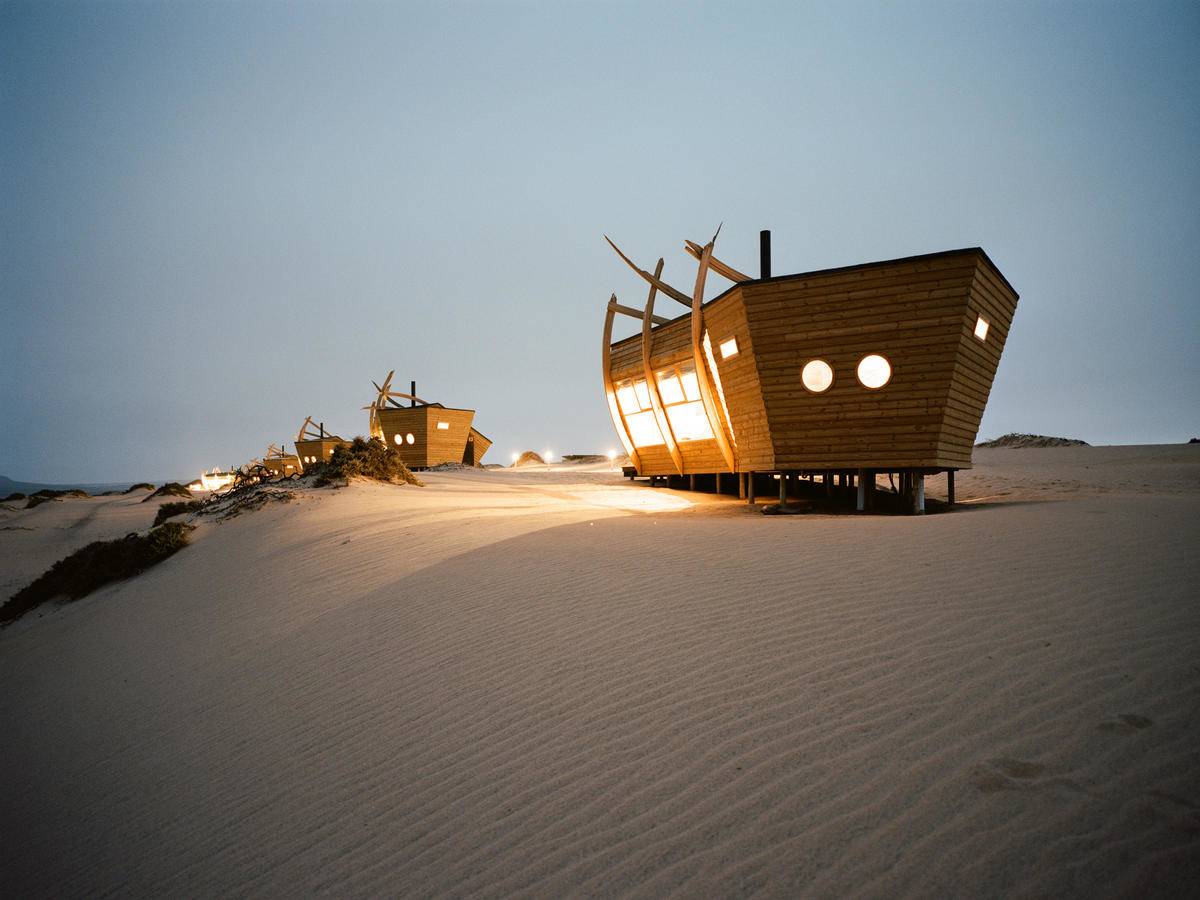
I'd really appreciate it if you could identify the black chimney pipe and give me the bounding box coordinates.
[759,230,772,279]
[411,380,417,407]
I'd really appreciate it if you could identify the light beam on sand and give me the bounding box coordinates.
[570,487,693,512]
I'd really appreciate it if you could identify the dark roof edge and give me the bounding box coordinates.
[608,246,1018,352]
[722,246,1018,302]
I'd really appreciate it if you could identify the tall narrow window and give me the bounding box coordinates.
[974,316,989,341]
[653,362,713,442]
[615,377,664,447]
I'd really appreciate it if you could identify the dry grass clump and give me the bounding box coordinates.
[142,482,192,502]
[26,489,89,509]
[1,522,193,626]
[311,437,423,486]
[512,450,545,467]
[153,500,202,527]
[976,433,1089,449]
[124,483,155,493]
[3,492,28,502]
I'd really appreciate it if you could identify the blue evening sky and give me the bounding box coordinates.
[2,0,1197,481]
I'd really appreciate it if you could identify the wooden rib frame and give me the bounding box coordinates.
[641,258,684,475]
[689,239,737,472]
[602,294,640,470]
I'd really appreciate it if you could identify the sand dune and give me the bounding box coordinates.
[1,447,1198,896]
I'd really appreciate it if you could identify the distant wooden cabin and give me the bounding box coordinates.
[260,443,302,477]
[366,371,492,469]
[294,416,349,467]
[601,231,1018,511]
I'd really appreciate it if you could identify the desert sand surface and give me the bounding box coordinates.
[1,446,1198,897]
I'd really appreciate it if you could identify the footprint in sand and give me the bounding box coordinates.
[969,758,1046,793]
[1097,714,1154,734]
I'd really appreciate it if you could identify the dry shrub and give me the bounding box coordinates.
[1,522,194,626]
[142,482,193,502]
[124,483,154,493]
[25,489,89,509]
[513,450,545,467]
[311,437,423,486]
[153,500,202,527]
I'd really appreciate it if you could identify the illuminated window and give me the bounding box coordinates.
[652,362,713,443]
[436,421,450,430]
[719,337,739,359]
[393,434,403,446]
[857,354,892,389]
[974,316,989,341]
[666,401,714,441]
[625,410,664,447]
[405,433,415,445]
[616,378,653,415]
[656,371,684,405]
[679,368,701,402]
[801,359,834,393]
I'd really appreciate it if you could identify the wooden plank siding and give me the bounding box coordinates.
[377,406,478,469]
[604,247,1017,476]
[295,438,349,465]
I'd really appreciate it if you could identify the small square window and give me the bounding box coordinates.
[719,337,739,359]
[974,316,989,341]
[436,421,450,430]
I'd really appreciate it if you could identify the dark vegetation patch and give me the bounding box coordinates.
[153,500,203,527]
[513,450,545,467]
[1,522,193,626]
[124,483,155,493]
[562,454,606,464]
[308,437,423,487]
[26,489,90,509]
[201,487,296,520]
[976,433,1090,449]
[3,492,27,502]
[142,482,193,502]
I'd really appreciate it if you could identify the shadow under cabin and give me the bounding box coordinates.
[601,229,1018,513]
[364,371,492,469]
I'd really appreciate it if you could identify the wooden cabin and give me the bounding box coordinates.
[366,372,492,469]
[294,416,349,467]
[601,231,1018,511]
[259,443,303,477]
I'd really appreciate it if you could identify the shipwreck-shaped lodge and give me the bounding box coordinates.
[365,371,492,469]
[601,230,1018,512]
[259,442,302,477]
[294,416,349,467]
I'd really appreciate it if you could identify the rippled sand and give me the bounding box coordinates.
[2,446,1198,896]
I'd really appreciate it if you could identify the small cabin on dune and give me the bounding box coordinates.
[365,371,492,469]
[294,416,349,467]
[601,229,1018,512]
[260,443,302,477]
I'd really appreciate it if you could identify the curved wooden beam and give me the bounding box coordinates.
[683,239,752,283]
[604,235,692,307]
[610,297,669,326]
[641,259,684,475]
[383,391,430,408]
[689,240,737,472]
[602,294,640,471]
[297,415,315,442]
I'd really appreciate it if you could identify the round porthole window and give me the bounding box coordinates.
[406,433,415,445]
[857,354,892,389]
[393,434,403,446]
[801,359,834,393]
